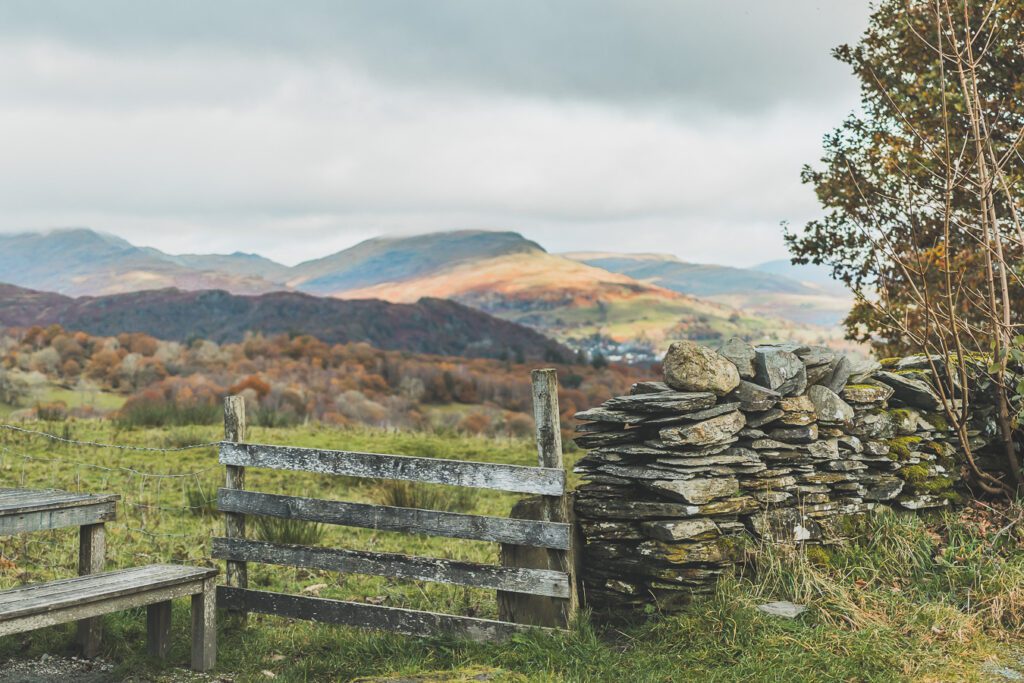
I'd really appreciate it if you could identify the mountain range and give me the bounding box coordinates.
[0,228,853,355]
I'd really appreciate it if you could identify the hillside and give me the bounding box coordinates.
[0,284,570,361]
[317,236,838,354]
[288,230,544,294]
[0,229,285,296]
[567,251,853,327]
[0,228,850,356]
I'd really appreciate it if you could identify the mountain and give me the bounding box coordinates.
[753,259,848,294]
[0,284,570,361]
[293,232,840,354]
[565,252,853,328]
[288,230,543,294]
[0,229,286,296]
[0,228,852,356]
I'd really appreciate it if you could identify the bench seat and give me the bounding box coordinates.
[0,564,217,671]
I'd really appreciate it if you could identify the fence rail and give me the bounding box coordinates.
[213,369,578,640]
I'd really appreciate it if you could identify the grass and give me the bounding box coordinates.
[0,382,125,418]
[0,419,1023,681]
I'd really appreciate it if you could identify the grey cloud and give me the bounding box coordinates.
[0,1,869,110]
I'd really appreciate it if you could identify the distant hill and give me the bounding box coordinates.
[288,230,543,294]
[0,284,571,361]
[0,229,286,296]
[753,259,848,294]
[566,252,853,328]
[306,233,839,353]
[0,228,851,354]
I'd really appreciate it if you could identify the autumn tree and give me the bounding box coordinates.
[787,0,1024,353]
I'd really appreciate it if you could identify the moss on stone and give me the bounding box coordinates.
[898,464,954,495]
[888,436,923,461]
[924,412,949,431]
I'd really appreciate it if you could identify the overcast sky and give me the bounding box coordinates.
[0,1,870,267]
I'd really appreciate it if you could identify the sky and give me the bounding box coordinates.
[0,1,871,267]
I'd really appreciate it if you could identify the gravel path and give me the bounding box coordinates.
[0,655,232,683]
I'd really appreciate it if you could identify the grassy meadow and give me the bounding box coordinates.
[1,420,1024,681]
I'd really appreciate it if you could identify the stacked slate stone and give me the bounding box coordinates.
[573,339,961,617]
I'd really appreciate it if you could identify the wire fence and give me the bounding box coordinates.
[0,423,226,583]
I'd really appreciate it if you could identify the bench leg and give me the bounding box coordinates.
[76,523,105,657]
[191,578,216,672]
[147,601,172,658]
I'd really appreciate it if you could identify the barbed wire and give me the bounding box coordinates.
[0,423,223,452]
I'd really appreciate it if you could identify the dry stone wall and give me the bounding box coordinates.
[573,340,962,617]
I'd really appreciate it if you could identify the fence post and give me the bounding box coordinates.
[498,369,579,628]
[223,395,248,618]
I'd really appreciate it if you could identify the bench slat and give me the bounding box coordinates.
[0,488,119,515]
[219,443,565,496]
[0,565,217,620]
[212,537,570,598]
[218,586,555,642]
[217,489,571,550]
[0,503,117,536]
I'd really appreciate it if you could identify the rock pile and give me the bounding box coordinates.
[573,340,962,616]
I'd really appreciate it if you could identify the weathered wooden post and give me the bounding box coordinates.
[223,395,247,618]
[76,522,106,656]
[498,369,579,628]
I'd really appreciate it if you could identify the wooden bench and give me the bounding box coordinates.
[0,564,218,672]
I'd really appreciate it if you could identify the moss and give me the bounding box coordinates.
[898,464,954,495]
[897,464,931,485]
[888,436,923,461]
[803,544,833,568]
[924,412,949,431]
[880,357,900,368]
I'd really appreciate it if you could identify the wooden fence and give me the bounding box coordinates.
[211,369,577,641]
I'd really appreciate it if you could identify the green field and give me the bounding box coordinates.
[0,383,126,417]
[1,421,1023,682]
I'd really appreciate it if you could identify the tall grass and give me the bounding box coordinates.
[369,480,479,512]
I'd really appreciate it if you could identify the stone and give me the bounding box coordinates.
[718,337,757,379]
[660,411,746,447]
[850,410,898,440]
[663,341,741,396]
[573,430,643,449]
[604,391,718,413]
[641,518,720,542]
[768,424,818,443]
[863,476,904,501]
[644,477,739,504]
[797,346,837,368]
[745,407,785,428]
[847,357,882,383]
[777,395,817,425]
[874,371,942,410]
[631,381,671,394]
[805,362,835,386]
[574,499,700,520]
[825,355,854,392]
[894,354,942,370]
[806,385,854,425]
[574,407,644,423]
[754,348,807,396]
[730,381,782,412]
[841,382,894,405]
[637,402,741,427]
